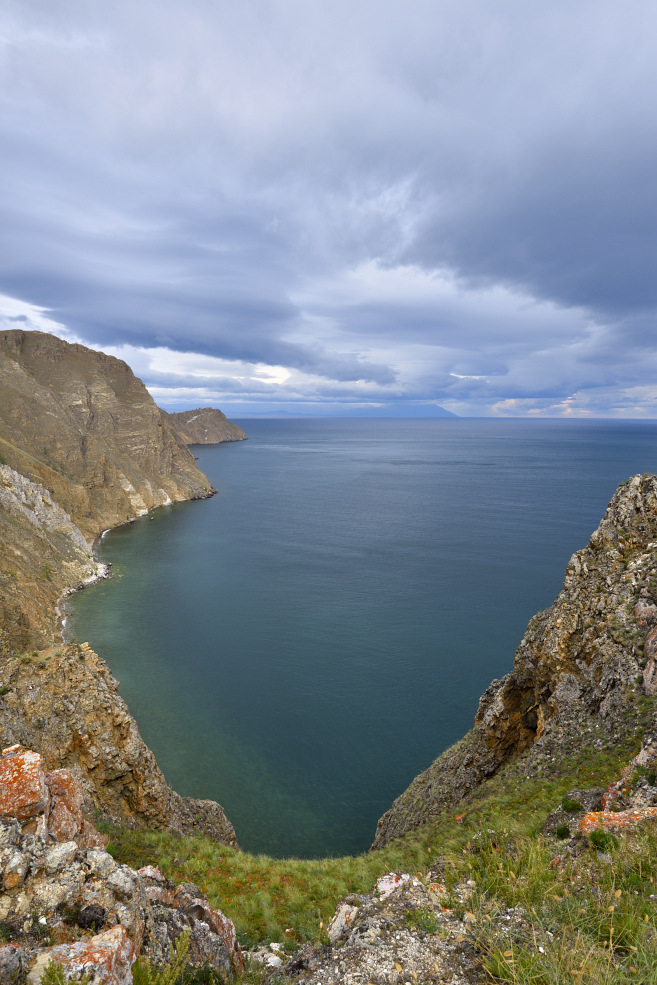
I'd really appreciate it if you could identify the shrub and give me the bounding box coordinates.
[588,828,618,852]
[555,824,570,839]
[406,908,438,934]
[41,962,91,985]
[561,797,583,813]
[132,928,190,985]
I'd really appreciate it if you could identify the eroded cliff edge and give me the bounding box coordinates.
[372,472,657,848]
[0,644,238,847]
[0,329,214,651]
[0,330,239,846]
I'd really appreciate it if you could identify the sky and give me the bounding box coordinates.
[0,1,656,417]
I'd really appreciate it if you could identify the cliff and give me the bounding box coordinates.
[0,643,238,847]
[0,330,213,542]
[0,465,102,653]
[163,407,247,444]
[0,330,215,650]
[372,472,657,848]
[0,330,241,848]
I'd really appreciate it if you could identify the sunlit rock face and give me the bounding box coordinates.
[0,329,216,650]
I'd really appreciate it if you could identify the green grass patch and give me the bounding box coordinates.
[103,740,638,949]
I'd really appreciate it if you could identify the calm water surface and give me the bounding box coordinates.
[68,419,657,857]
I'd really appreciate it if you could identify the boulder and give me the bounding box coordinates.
[27,925,135,985]
[0,747,49,823]
[0,745,243,982]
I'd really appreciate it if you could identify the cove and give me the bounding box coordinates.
[68,418,657,858]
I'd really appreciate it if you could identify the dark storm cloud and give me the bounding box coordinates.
[0,0,656,413]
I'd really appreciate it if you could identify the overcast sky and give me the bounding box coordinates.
[0,1,655,416]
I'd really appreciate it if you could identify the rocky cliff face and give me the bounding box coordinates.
[0,330,213,541]
[0,330,216,649]
[372,473,657,848]
[0,643,238,848]
[163,407,247,444]
[0,464,103,653]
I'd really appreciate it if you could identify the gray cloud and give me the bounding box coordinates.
[0,0,655,413]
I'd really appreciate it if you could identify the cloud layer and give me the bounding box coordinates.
[0,0,656,415]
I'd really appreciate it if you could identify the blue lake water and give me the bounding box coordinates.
[68,418,657,858]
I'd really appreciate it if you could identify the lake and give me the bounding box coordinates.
[68,418,657,857]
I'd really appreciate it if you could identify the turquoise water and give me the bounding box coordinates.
[68,418,657,857]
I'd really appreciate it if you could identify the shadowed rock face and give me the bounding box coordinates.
[372,474,657,848]
[163,407,247,444]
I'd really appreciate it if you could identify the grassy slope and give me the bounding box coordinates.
[103,707,650,969]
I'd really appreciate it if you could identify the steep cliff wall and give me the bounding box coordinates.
[163,407,247,444]
[0,330,218,649]
[0,465,101,652]
[0,330,213,542]
[372,473,657,848]
[0,643,238,847]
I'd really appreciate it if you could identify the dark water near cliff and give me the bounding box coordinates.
[68,419,657,857]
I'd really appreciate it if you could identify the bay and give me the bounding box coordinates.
[68,418,657,858]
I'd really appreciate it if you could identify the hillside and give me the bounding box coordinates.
[0,330,215,650]
[0,330,213,540]
[163,406,247,444]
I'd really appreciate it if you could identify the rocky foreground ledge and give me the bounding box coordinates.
[0,744,243,984]
[0,642,237,847]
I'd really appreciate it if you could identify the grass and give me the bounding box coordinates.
[104,738,642,950]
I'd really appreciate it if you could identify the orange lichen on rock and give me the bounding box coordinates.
[0,743,106,848]
[0,745,49,822]
[579,807,657,835]
[29,925,135,985]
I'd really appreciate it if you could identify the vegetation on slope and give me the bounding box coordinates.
[99,716,657,984]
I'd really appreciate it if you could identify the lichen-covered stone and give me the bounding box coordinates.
[0,747,49,823]
[0,788,242,981]
[27,925,135,985]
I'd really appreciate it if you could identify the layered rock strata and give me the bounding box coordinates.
[0,330,213,540]
[0,464,104,653]
[0,644,238,846]
[163,407,247,444]
[373,473,657,848]
[0,329,216,649]
[0,744,242,984]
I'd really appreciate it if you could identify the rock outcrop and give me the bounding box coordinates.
[269,871,488,985]
[0,744,243,984]
[0,644,238,847]
[0,464,104,653]
[163,407,247,445]
[373,473,657,848]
